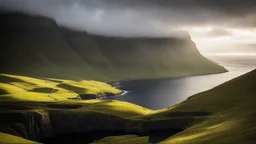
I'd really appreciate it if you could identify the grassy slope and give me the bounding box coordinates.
[0,132,37,144]
[0,99,152,144]
[0,13,226,81]
[0,73,149,143]
[0,70,255,143]
[0,100,152,144]
[92,69,256,144]
[94,135,149,144]
[158,69,256,144]
[0,73,122,101]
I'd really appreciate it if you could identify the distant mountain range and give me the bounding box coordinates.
[0,12,226,81]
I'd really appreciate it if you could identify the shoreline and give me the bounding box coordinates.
[107,69,228,84]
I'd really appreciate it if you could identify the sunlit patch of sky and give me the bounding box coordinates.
[204,52,256,56]
[184,26,256,53]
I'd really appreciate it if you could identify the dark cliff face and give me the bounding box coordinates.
[0,12,226,81]
[0,106,199,141]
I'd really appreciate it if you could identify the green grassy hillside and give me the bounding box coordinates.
[0,69,255,143]
[158,69,256,144]
[0,73,122,101]
[0,132,37,144]
[94,69,256,143]
[0,12,226,81]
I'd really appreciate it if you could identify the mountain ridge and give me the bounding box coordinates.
[0,12,227,81]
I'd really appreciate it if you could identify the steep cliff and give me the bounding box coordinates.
[0,101,202,142]
[0,12,226,81]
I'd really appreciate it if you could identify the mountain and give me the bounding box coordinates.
[0,12,226,81]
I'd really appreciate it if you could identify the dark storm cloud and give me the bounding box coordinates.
[0,0,255,37]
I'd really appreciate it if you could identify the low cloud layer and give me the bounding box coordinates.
[0,0,256,37]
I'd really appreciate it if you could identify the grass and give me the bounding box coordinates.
[0,73,153,143]
[0,100,153,143]
[80,100,152,118]
[0,70,255,143]
[157,69,256,144]
[0,73,122,101]
[93,135,149,144]
[0,83,24,95]
[90,69,256,144]
[0,132,38,144]
[0,74,153,144]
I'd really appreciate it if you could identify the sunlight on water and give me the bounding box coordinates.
[106,55,256,109]
[171,54,256,105]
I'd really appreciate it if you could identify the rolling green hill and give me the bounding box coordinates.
[0,12,226,81]
[0,69,254,144]
[94,69,256,144]
[0,73,122,101]
[157,69,256,144]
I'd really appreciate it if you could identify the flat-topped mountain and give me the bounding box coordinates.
[0,12,226,81]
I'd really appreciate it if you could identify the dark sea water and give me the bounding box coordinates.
[105,54,256,110]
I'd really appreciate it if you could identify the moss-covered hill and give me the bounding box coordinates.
[0,73,122,101]
[0,12,226,81]
[158,69,256,144]
[95,69,256,144]
[0,69,255,143]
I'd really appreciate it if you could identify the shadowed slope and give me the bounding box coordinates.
[151,69,256,144]
[0,12,226,81]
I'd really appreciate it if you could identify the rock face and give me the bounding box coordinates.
[0,12,226,81]
[0,109,203,141]
[0,111,53,141]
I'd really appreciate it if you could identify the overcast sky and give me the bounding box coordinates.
[0,0,256,52]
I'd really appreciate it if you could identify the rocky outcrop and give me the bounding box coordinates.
[0,109,206,142]
[0,111,52,140]
[0,107,206,141]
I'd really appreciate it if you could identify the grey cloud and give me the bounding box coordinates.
[0,0,255,37]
